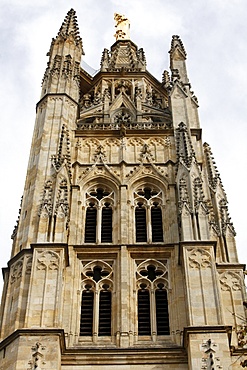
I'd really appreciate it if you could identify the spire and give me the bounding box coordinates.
[169,35,189,85]
[169,35,187,60]
[57,8,83,49]
[41,9,84,101]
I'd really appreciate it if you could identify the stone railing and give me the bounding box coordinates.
[77,121,172,131]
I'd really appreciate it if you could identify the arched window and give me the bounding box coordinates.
[80,261,113,338]
[136,260,170,338]
[84,187,114,243]
[134,186,164,243]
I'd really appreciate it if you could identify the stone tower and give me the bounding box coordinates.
[0,9,246,369]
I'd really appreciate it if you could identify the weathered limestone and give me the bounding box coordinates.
[0,9,246,370]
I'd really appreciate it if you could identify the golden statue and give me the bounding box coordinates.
[114,13,130,40]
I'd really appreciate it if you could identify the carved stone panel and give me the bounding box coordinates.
[183,246,221,326]
[218,269,246,347]
[27,249,63,328]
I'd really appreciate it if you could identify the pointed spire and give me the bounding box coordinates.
[169,35,187,60]
[41,9,84,101]
[57,8,83,50]
[100,48,110,71]
[169,35,189,86]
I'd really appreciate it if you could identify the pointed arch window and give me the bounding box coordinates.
[84,187,114,243]
[80,261,113,338]
[134,186,164,243]
[136,260,170,338]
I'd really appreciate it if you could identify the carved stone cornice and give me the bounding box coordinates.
[183,325,232,348]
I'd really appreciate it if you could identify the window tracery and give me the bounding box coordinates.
[80,260,113,338]
[84,186,114,243]
[136,259,170,338]
[134,185,164,242]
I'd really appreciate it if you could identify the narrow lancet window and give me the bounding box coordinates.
[134,186,164,243]
[101,204,112,242]
[80,262,113,339]
[138,287,151,335]
[84,187,114,243]
[135,202,147,242]
[80,290,94,336]
[151,204,163,242]
[136,260,170,339]
[85,204,97,242]
[155,287,170,335]
[98,288,112,336]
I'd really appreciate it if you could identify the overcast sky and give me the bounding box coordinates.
[0,0,246,294]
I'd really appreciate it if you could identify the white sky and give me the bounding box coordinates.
[0,0,246,295]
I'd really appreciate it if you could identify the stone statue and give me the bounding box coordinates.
[114,13,130,40]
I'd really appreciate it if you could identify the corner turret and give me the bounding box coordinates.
[169,35,200,130]
[169,35,188,84]
[11,9,83,254]
[41,8,84,101]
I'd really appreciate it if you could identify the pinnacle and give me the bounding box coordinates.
[57,8,82,47]
[170,35,187,59]
[203,142,224,191]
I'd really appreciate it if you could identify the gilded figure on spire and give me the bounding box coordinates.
[114,13,130,40]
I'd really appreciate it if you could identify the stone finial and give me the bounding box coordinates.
[169,35,187,60]
[57,8,84,51]
[114,13,130,40]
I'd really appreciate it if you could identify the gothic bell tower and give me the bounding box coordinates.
[0,9,246,369]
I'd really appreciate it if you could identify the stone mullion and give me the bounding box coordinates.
[73,288,81,345]
[120,245,130,347]
[183,248,194,326]
[146,205,152,243]
[198,265,207,325]
[14,262,25,331]
[150,286,156,342]
[40,264,48,327]
[54,254,63,327]
[96,205,101,244]
[120,185,128,244]
[93,288,99,343]
[69,185,80,245]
